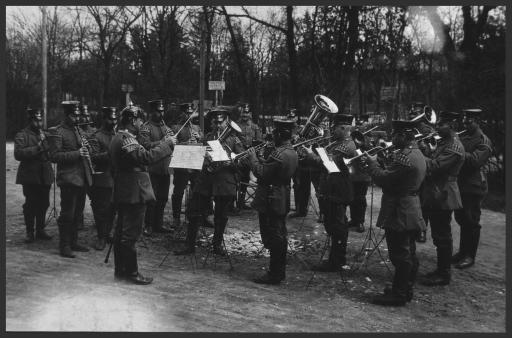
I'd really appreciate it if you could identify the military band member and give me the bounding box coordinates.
[409,102,437,243]
[48,101,92,258]
[348,117,372,233]
[453,108,493,269]
[139,99,174,234]
[362,120,427,306]
[237,103,263,210]
[304,114,356,272]
[88,107,118,250]
[110,107,175,284]
[245,118,298,284]
[174,109,244,256]
[170,103,203,227]
[418,111,464,286]
[14,108,55,243]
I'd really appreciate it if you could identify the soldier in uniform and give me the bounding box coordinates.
[348,116,372,233]
[14,108,55,243]
[48,101,92,258]
[304,114,356,272]
[110,107,175,284]
[169,103,203,227]
[244,118,298,284]
[237,103,263,210]
[418,111,465,286]
[453,108,493,269]
[76,104,96,230]
[361,120,427,306]
[409,102,436,243]
[174,109,244,256]
[138,99,174,234]
[89,107,118,250]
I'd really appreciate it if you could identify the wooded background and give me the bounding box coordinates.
[6,6,505,143]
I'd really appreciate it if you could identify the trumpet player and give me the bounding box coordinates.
[48,101,92,258]
[244,118,298,284]
[453,108,493,269]
[237,103,263,210]
[174,109,244,256]
[418,111,465,286]
[304,113,356,272]
[170,103,203,228]
[139,99,174,235]
[14,107,54,243]
[360,120,426,306]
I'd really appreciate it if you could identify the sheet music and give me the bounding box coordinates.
[169,145,207,170]
[316,147,340,173]
[206,140,230,162]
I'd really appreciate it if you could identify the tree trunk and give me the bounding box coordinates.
[222,7,248,99]
[286,6,298,108]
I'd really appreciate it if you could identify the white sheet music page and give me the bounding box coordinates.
[316,147,340,173]
[206,140,230,161]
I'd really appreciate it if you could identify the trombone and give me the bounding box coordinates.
[292,133,328,150]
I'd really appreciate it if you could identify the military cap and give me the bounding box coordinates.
[27,107,42,121]
[391,120,418,133]
[286,108,298,120]
[332,113,355,126]
[438,111,461,123]
[101,106,117,120]
[61,101,80,115]
[461,108,483,119]
[209,108,229,122]
[120,107,140,120]
[273,117,296,131]
[181,103,194,112]
[148,99,164,112]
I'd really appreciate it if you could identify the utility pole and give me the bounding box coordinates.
[199,11,206,133]
[42,6,48,129]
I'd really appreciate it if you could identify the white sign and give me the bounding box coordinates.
[208,81,226,91]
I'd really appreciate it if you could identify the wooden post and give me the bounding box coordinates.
[42,7,48,129]
[199,12,206,133]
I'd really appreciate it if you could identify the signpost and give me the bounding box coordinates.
[121,84,134,106]
[209,81,225,106]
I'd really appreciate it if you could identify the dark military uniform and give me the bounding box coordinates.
[110,129,174,279]
[292,151,322,217]
[237,118,263,208]
[250,134,298,282]
[138,119,174,232]
[454,126,492,266]
[90,125,116,247]
[348,128,372,231]
[180,128,244,254]
[366,133,426,305]
[48,103,93,257]
[14,123,54,241]
[170,111,203,223]
[420,130,464,284]
[307,136,356,270]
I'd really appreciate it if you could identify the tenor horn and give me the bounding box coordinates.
[299,94,339,139]
[411,104,437,125]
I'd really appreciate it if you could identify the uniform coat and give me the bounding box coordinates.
[14,126,54,186]
[457,128,492,196]
[138,120,174,175]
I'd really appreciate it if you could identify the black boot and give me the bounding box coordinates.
[35,210,52,240]
[374,263,409,306]
[268,242,287,282]
[59,223,75,258]
[24,212,35,243]
[372,290,408,306]
[153,202,171,233]
[212,220,227,256]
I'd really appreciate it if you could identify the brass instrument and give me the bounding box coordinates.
[456,129,467,136]
[411,105,437,125]
[299,94,339,139]
[343,146,385,166]
[231,141,269,161]
[292,132,327,150]
[352,125,380,146]
[415,131,441,143]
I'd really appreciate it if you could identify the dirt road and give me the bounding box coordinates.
[5,142,507,332]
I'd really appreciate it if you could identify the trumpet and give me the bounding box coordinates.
[230,142,269,161]
[415,131,441,143]
[352,125,380,145]
[343,146,385,166]
[456,129,467,136]
[292,132,327,149]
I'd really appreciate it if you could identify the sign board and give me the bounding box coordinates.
[169,145,206,170]
[121,84,134,92]
[380,86,397,101]
[208,81,225,91]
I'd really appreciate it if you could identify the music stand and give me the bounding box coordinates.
[348,180,392,278]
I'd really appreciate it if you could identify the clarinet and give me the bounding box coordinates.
[74,126,96,184]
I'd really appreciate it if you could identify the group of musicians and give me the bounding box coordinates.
[14,96,493,306]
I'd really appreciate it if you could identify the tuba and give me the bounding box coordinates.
[410,104,437,125]
[299,94,339,140]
